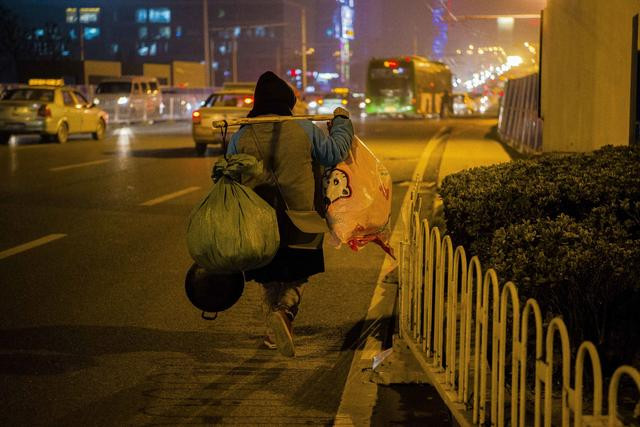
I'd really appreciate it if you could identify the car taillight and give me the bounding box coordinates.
[192,110,201,124]
[37,105,51,118]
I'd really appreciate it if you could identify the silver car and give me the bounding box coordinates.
[0,83,108,144]
[191,89,254,156]
[93,77,162,123]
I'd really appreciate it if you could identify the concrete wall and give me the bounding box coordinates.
[541,0,640,152]
[172,61,206,88]
[143,63,172,86]
[83,61,122,86]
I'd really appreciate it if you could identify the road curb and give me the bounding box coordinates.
[333,126,450,426]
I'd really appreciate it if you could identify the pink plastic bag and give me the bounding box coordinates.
[322,136,394,257]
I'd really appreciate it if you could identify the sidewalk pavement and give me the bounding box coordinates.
[437,119,512,187]
[335,118,516,425]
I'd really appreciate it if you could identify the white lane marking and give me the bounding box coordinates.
[50,159,110,172]
[13,144,48,150]
[0,234,67,260]
[334,127,449,425]
[140,186,201,206]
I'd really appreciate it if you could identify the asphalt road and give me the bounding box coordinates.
[0,117,448,425]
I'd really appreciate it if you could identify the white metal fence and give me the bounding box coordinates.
[397,187,640,426]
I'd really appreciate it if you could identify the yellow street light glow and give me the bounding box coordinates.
[524,42,530,47]
[469,44,474,50]
[506,55,523,66]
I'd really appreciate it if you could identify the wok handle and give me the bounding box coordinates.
[201,311,218,321]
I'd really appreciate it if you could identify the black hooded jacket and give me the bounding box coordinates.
[247,71,296,117]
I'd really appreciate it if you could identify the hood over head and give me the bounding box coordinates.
[247,71,297,117]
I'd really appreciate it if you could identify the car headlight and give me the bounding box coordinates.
[93,98,100,105]
[117,96,129,105]
[308,101,317,108]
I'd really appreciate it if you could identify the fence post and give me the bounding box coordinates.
[498,282,521,427]
[425,227,441,355]
[435,236,454,370]
[573,342,603,426]
[519,299,544,427]
[448,246,467,389]
[544,318,571,427]
[607,366,640,427]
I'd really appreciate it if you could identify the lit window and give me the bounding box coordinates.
[139,26,148,40]
[136,9,147,23]
[175,26,182,38]
[157,26,171,39]
[138,43,149,56]
[255,26,266,37]
[84,27,100,40]
[69,29,77,40]
[66,8,78,23]
[149,43,157,56]
[111,44,119,54]
[149,8,170,23]
[217,9,225,18]
[79,8,100,24]
[35,28,44,37]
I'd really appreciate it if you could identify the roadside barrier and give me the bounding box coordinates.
[498,73,543,153]
[0,83,211,123]
[397,187,640,426]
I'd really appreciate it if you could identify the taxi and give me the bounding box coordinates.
[191,88,255,156]
[0,79,108,144]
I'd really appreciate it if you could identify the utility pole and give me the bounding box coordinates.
[203,0,211,87]
[210,23,287,84]
[301,6,307,89]
[282,1,309,89]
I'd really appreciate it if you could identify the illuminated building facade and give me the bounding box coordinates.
[6,0,354,89]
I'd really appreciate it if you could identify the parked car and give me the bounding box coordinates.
[191,88,255,156]
[93,76,162,123]
[0,79,108,144]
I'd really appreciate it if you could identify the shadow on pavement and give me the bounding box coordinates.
[291,316,392,413]
[0,325,248,375]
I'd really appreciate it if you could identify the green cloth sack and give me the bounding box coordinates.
[187,154,280,273]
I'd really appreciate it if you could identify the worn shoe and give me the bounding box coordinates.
[267,309,295,357]
[263,334,277,350]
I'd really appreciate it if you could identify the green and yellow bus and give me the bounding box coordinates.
[365,56,452,117]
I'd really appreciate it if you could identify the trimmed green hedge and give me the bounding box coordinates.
[440,145,640,367]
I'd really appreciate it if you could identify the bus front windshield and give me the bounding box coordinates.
[368,67,410,97]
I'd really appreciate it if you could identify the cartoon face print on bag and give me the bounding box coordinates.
[323,168,352,206]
